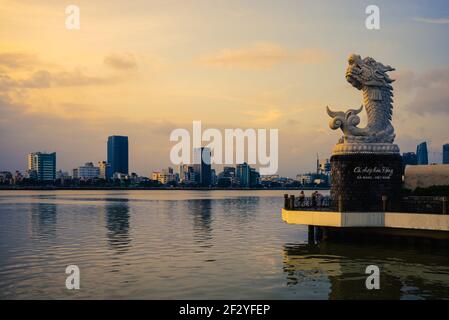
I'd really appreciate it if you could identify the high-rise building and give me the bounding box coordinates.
[98,161,112,179]
[211,169,217,186]
[107,135,129,175]
[179,165,197,185]
[443,144,449,164]
[193,147,211,187]
[416,142,429,165]
[179,164,198,184]
[236,162,250,188]
[249,167,260,187]
[402,152,418,166]
[179,164,188,182]
[27,152,56,181]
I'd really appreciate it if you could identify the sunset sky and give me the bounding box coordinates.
[1,0,448,176]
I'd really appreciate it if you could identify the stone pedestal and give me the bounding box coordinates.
[330,153,403,211]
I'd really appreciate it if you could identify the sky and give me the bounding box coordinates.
[0,0,448,177]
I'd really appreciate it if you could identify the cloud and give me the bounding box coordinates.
[200,43,329,69]
[407,87,449,115]
[413,17,449,25]
[396,69,449,115]
[104,53,137,70]
[0,52,40,70]
[242,108,282,124]
[0,69,118,92]
[0,50,123,93]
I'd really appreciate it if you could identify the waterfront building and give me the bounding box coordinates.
[72,168,78,179]
[260,175,280,182]
[107,135,129,175]
[55,170,70,185]
[236,162,250,188]
[161,167,175,184]
[77,162,100,180]
[152,167,176,184]
[193,147,212,187]
[113,172,128,180]
[318,158,331,175]
[27,152,56,181]
[217,166,236,187]
[296,173,313,185]
[12,171,23,184]
[402,152,418,166]
[25,169,38,180]
[151,171,161,182]
[56,170,70,179]
[98,161,112,180]
[129,172,145,184]
[211,169,217,186]
[443,144,449,164]
[179,164,197,185]
[0,171,12,184]
[416,142,428,165]
[179,164,190,183]
[249,167,260,187]
[222,166,236,179]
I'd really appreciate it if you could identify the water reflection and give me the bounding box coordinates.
[31,203,57,240]
[104,200,131,253]
[187,199,213,245]
[283,242,449,299]
[219,197,259,224]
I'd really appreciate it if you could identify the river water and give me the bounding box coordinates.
[0,190,448,299]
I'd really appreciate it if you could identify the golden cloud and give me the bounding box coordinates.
[200,43,329,69]
[242,108,282,124]
[104,53,138,70]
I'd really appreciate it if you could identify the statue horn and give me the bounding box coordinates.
[326,106,337,117]
[354,105,363,114]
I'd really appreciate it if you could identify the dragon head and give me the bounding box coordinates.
[345,53,395,90]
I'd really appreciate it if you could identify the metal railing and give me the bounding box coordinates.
[284,194,448,214]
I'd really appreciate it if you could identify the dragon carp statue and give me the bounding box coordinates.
[327,54,403,212]
[327,54,400,155]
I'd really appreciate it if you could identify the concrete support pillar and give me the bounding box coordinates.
[284,194,289,209]
[308,225,315,244]
[289,195,295,210]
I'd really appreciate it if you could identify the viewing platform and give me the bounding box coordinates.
[282,194,449,242]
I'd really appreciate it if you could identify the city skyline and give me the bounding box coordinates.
[4,137,449,179]
[1,0,449,176]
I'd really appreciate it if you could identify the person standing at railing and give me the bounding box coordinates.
[298,190,305,207]
[316,191,323,207]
